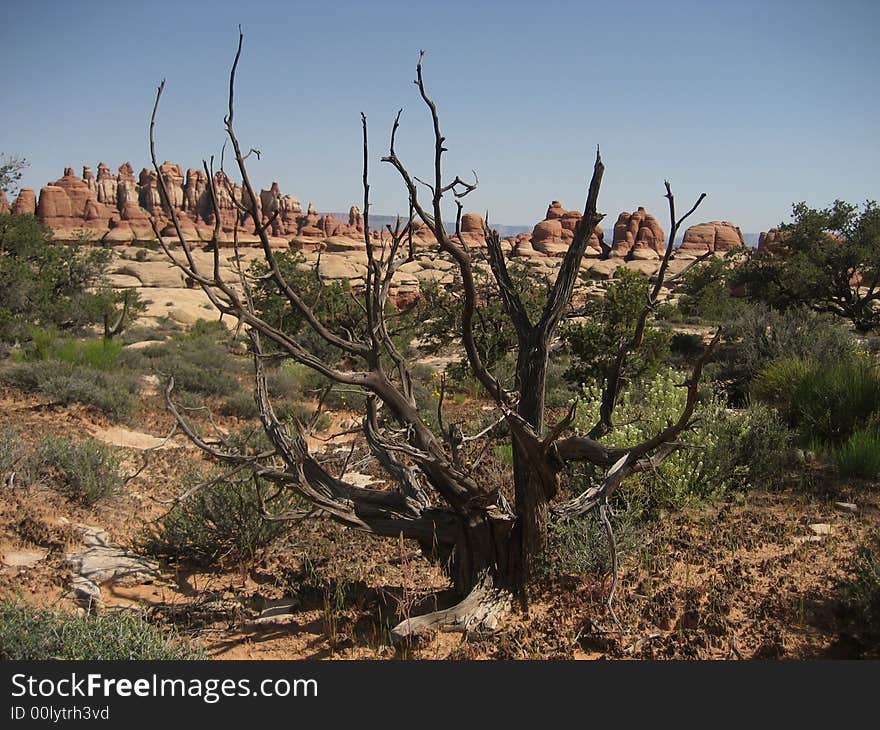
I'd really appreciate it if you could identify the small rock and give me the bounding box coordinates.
[834,502,858,514]
[809,523,834,536]
[66,525,160,607]
[794,535,825,545]
[255,599,300,623]
[345,472,379,488]
[69,575,104,611]
[1,549,48,568]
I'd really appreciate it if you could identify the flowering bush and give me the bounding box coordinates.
[573,369,791,515]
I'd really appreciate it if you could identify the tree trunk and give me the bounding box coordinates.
[509,332,552,595]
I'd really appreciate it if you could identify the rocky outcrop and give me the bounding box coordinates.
[758,227,788,252]
[12,188,37,215]
[680,221,745,253]
[611,207,665,259]
[0,190,8,214]
[524,200,603,257]
[458,212,486,246]
[24,161,322,246]
[36,168,116,238]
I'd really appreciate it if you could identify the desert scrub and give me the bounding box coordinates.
[220,390,330,431]
[709,304,855,404]
[220,390,261,419]
[753,353,880,443]
[838,535,880,645]
[574,369,791,514]
[541,505,642,579]
[0,424,22,479]
[143,468,297,568]
[833,428,880,479]
[20,329,124,370]
[0,599,204,660]
[28,435,123,506]
[1,360,140,420]
[562,267,671,389]
[133,319,244,397]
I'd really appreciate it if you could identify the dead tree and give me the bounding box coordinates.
[148,33,715,636]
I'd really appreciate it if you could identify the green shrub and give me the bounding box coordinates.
[0,213,123,343]
[574,370,791,515]
[674,254,744,322]
[0,599,204,660]
[710,303,855,403]
[838,536,880,644]
[0,424,20,472]
[266,364,304,401]
[273,400,331,431]
[753,354,880,443]
[542,507,641,579]
[28,435,123,506]
[22,330,123,370]
[136,321,243,397]
[143,468,296,568]
[250,251,369,366]
[833,428,880,479]
[2,360,140,420]
[563,267,671,388]
[670,332,705,358]
[221,390,261,419]
[408,257,550,378]
[119,324,166,346]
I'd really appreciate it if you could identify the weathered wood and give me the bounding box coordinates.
[391,575,511,641]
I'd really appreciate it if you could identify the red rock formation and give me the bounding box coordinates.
[511,231,542,257]
[37,186,71,219]
[12,189,36,215]
[20,159,384,247]
[680,221,745,252]
[611,207,665,259]
[95,163,118,207]
[35,167,117,238]
[0,190,9,214]
[545,200,566,220]
[184,168,208,219]
[758,228,789,252]
[532,219,566,255]
[279,193,301,226]
[50,167,96,218]
[525,200,602,257]
[458,212,486,246]
[117,163,137,210]
[297,203,323,238]
[158,161,185,212]
[349,205,363,233]
[83,166,96,193]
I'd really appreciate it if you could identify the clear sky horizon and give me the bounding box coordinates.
[2,0,877,233]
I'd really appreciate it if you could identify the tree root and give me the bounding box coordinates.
[391,575,512,642]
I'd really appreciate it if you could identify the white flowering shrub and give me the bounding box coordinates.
[573,369,791,514]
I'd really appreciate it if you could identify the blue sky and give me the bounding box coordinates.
[1,0,877,232]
